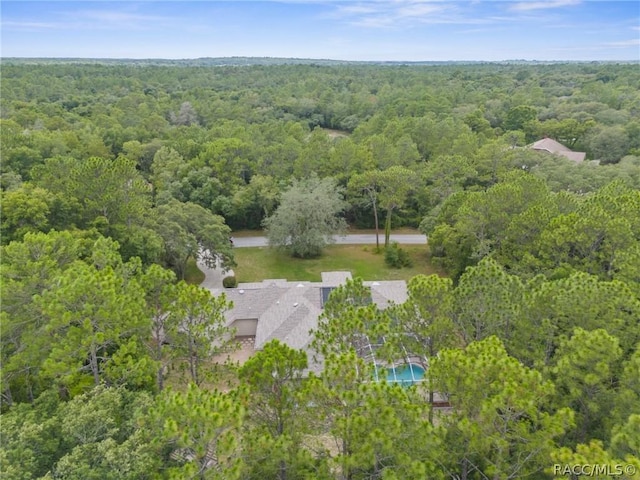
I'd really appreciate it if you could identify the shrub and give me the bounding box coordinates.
[222,275,238,288]
[384,242,413,268]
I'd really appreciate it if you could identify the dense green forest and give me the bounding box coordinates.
[1,60,639,479]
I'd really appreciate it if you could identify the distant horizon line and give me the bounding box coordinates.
[3,56,639,64]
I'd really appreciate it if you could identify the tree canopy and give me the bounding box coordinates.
[263,175,347,258]
[2,60,639,478]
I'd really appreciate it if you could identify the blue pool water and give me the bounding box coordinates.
[375,364,425,386]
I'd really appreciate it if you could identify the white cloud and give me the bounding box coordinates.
[3,5,175,32]
[329,1,488,29]
[397,3,444,18]
[65,8,173,29]
[510,0,581,12]
[334,5,380,15]
[74,10,165,23]
[605,38,640,47]
[1,21,62,30]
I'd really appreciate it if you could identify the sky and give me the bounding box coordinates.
[1,1,639,61]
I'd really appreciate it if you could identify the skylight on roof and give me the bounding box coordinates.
[320,287,335,308]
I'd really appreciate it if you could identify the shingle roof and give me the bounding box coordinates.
[558,151,586,162]
[218,272,407,355]
[223,285,288,320]
[532,138,572,152]
[366,280,408,306]
[531,138,586,163]
[254,283,322,350]
[321,271,352,285]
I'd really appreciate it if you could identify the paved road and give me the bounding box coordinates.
[231,233,427,248]
[201,234,427,290]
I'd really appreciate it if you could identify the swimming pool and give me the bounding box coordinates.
[375,363,426,386]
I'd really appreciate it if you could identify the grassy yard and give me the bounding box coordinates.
[232,244,443,283]
[231,227,422,237]
[184,257,205,284]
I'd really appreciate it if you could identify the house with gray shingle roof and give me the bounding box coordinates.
[530,137,586,163]
[212,271,407,369]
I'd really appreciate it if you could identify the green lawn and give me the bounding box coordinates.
[184,257,205,284]
[232,244,443,283]
[231,227,422,237]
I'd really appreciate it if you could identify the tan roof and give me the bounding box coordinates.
[532,138,572,153]
[531,138,586,163]
[366,280,408,305]
[218,272,407,356]
[321,271,352,286]
[558,151,586,162]
[254,283,322,351]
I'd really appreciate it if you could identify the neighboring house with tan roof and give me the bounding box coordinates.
[530,137,586,163]
[213,271,407,371]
